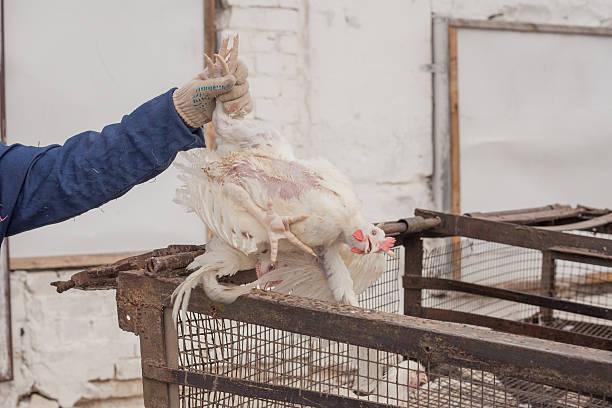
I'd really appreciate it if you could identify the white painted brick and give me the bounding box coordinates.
[228,0,299,8]
[231,8,299,31]
[250,31,278,52]
[237,52,258,75]
[255,52,298,77]
[279,34,299,54]
[279,79,303,99]
[249,76,282,98]
[227,0,279,7]
[115,358,142,380]
[278,0,300,9]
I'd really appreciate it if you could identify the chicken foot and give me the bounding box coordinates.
[223,183,316,265]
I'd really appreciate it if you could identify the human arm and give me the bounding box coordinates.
[1,89,203,236]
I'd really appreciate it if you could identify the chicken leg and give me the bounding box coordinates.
[223,183,316,264]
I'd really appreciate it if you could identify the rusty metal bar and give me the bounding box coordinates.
[116,272,612,395]
[417,307,611,351]
[416,209,612,255]
[403,276,611,320]
[380,217,441,237]
[402,235,423,317]
[142,364,390,408]
[540,251,556,325]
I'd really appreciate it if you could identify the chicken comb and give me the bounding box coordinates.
[352,229,365,242]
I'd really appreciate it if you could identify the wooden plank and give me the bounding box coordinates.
[0,239,12,382]
[403,276,611,320]
[537,212,612,232]
[116,272,612,395]
[416,209,612,255]
[203,0,216,153]
[9,251,144,271]
[448,23,462,281]
[139,306,173,408]
[402,236,423,317]
[470,207,583,225]
[466,204,563,218]
[540,251,555,324]
[142,364,391,408]
[163,309,179,408]
[418,307,611,351]
[550,246,612,268]
[0,0,13,383]
[449,18,612,37]
[448,25,460,216]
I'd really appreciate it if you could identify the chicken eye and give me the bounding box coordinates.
[371,230,377,236]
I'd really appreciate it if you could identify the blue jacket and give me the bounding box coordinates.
[0,89,204,249]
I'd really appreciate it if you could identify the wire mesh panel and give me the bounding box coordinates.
[176,248,403,407]
[171,243,611,407]
[422,238,543,321]
[175,312,611,407]
[422,236,612,340]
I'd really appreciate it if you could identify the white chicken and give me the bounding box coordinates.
[171,36,424,393]
[172,38,395,313]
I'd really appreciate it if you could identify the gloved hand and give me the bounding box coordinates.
[173,35,253,127]
[218,59,253,119]
[172,57,236,128]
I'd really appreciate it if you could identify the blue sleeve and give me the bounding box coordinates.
[0,89,204,237]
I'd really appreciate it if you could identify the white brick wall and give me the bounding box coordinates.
[1,271,143,407]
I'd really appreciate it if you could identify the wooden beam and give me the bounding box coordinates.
[403,276,611,320]
[418,307,611,351]
[203,0,216,153]
[448,25,460,215]
[449,18,612,37]
[540,251,556,324]
[143,364,390,408]
[537,213,612,232]
[10,251,145,271]
[402,235,423,317]
[416,209,612,255]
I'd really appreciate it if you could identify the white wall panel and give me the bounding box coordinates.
[457,28,612,213]
[5,0,206,257]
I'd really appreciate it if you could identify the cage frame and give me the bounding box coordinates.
[116,271,611,407]
[404,205,612,352]
[106,205,612,407]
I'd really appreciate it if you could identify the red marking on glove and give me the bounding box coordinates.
[352,229,365,242]
[351,247,364,254]
[379,237,396,252]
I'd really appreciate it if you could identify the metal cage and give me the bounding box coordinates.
[106,205,612,407]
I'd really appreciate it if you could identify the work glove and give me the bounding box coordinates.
[218,59,253,119]
[172,59,236,128]
[173,35,253,127]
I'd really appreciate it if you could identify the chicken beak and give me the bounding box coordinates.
[365,235,376,254]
